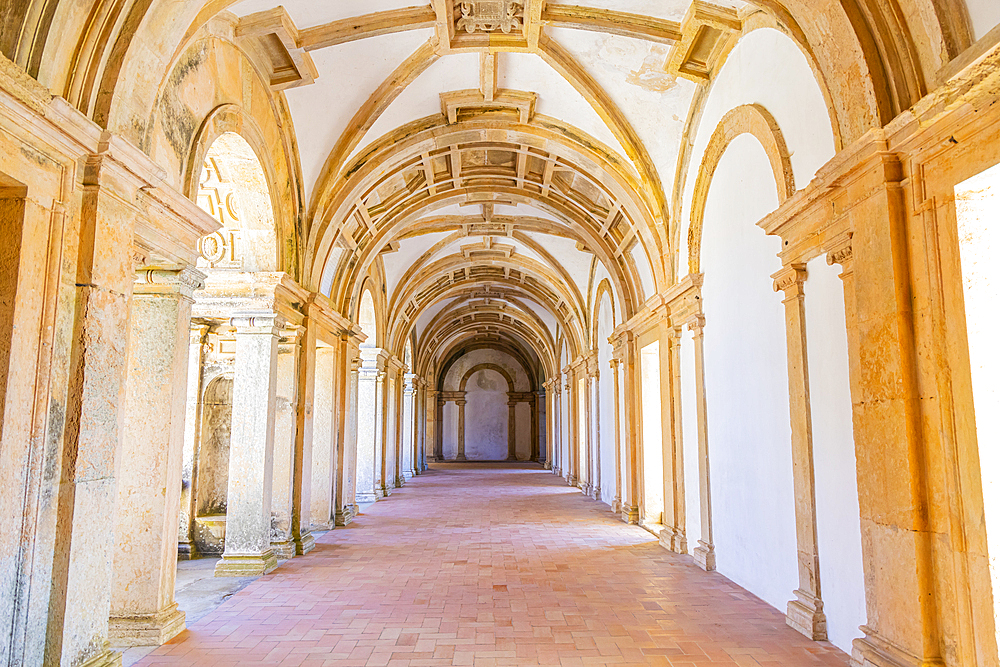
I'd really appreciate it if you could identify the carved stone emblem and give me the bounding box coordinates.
[456,1,523,34]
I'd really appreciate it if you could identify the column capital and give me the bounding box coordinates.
[134,266,206,299]
[231,310,286,334]
[772,263,808,297]
[687,314,706,335]
[826,232,854,272]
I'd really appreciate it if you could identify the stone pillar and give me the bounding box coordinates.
[377,367,391,496]
[214,312,284,577]
[689,316,716,572]
[384,360,403,490]
[179,324,210,559]
[663,326,687,554]
[402,374,417,478]
[270,327,303,560]
[531,391,541,463]
[616,333,641,524]
[420,382,429,471]
[310,345,337,530]
[828,218,927,667]
[109,267,204,646]
[456,397,468,461]
[434,391,445,461]
[507,396,518,461]
[335,342,360,525]
[589,360,601,500]
[355,348,387,504]
[291,320,315,557]
[773,264,827,640]
[551,382,561,475]
[564,377,575,484]
[609,359,623,513]
[579,371,592,495]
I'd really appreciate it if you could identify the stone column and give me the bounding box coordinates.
[773,264,827,640]
[663,326,687,554]
[434,392,445,461]
[402,374,417,478]
[270,326,303,560]
[355,348,387,504]
[689,316,716,572]
[579,371,592,495]
[507,396,518,461]
[531,392,541,463]
[609,359,623,513]
[179,324,210,559]
[377,367,391,496]
[616,333,641,524]
[551,382,561,475]
[589,361,601,500]
[109,267,204,646]
[310,345,337,530]
[215,312,284,577]
[335,342,360,525]
[291,320,316,557]
[456,397,468,461]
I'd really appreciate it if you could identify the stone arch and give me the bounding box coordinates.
[591,278,616,352]
[459,364,516,393]
[358,285,378,349]
[688,104,794,275]
[194,131,280,273]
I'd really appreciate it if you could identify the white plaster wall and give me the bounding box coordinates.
[516,402,532,460]
[680,331,701,550]
[443,349,530,392]
[966,0,1000,40]
[442,402,458,460]
[598,296,617,506]
[465,369,509,460]
[701,134,797,612]
[679,28,837,268]
[805,258,866,652]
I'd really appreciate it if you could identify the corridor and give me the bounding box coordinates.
[138,464,849,666]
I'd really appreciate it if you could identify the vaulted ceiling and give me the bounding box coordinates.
[218,0,764,378]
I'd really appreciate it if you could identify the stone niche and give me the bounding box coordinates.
[193,375,233,555]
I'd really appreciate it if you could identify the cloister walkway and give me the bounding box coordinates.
[137,464,850,666]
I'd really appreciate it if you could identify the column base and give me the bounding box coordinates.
[395,475,407,487]
[851,628,925,667]
[108,603,186,647]
[214,550,278,577]
[591,486,601,500]
[379,484,392,497]
[335,505,357,526]
[403,470,415,480]
[620,505,639,525]
[270,539,295,561]
[177,540,199,561]
[311,519,334,531]
[294,531,316,556]
[356,492,379,504]
[80,646,122,667]
[693,541,716,572]
[544,461,552,470]
[580,482,592,496]
[787,590,827,641]
[611,497,621,513]
[455,455,467,462]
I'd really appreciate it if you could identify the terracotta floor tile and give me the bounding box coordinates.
[135,464,848,667]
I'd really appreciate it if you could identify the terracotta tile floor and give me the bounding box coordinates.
[139,463,850,666]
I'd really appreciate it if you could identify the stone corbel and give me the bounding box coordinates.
[230,311,287,334]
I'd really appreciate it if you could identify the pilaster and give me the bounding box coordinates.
[356,347,388,504]
[178,323,210,559]
[689,316,716,571]
[773,264,827,641]
[270,325,304,561]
